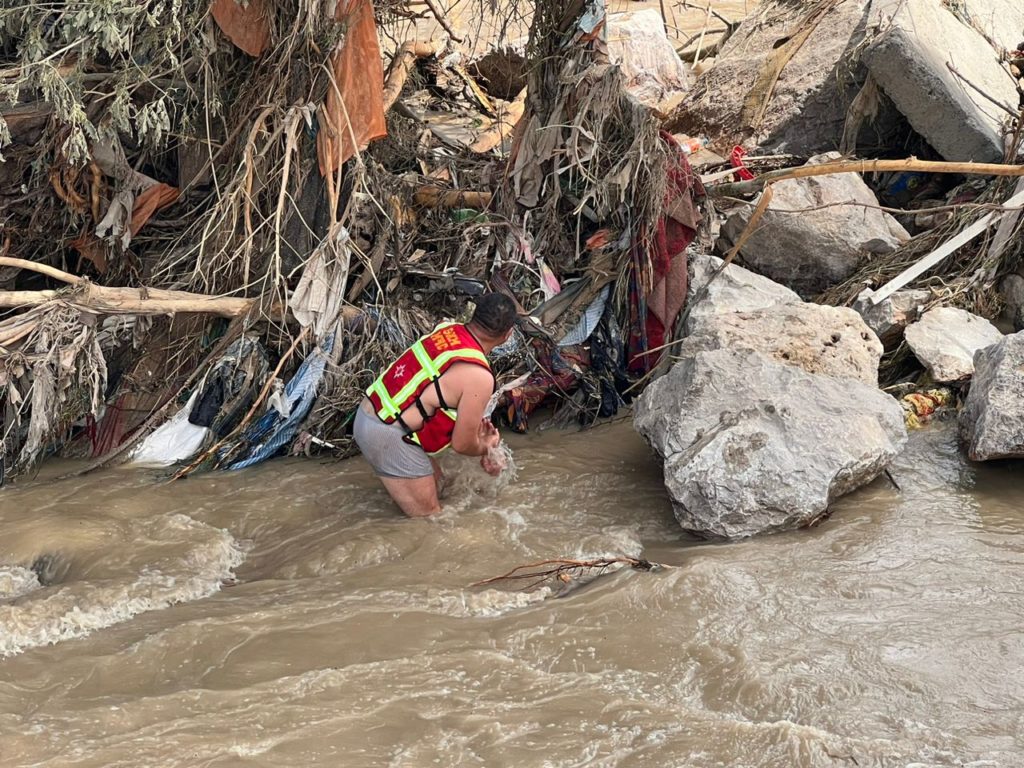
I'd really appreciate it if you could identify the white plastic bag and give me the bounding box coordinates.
[127,393,210,467]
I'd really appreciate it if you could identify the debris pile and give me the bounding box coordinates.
[0,0,703,481]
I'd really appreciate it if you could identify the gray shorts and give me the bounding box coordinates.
[353,404,434,479]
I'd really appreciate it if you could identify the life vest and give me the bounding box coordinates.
[366,322,492,455]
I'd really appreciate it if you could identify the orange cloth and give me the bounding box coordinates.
[210,0,271,57]
[70,233,108,273]
[130,183,180,236]
[316,0,387,176]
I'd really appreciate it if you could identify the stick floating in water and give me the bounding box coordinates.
[471,557,668,593]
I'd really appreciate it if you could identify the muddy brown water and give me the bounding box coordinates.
[1,420,1023,767]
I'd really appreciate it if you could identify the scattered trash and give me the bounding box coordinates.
[128,335,269,467]
[677,136,709,155]
[900,388,953,429]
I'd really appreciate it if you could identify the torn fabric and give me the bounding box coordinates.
[289,227,352,337]
[130,183,180,236]
[210,0,271,57]
[316,0,387,175]
[629,132,705,372]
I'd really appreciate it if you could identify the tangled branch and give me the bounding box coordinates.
[471,556,668,592]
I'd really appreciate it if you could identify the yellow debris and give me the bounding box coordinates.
[900,388,952,428]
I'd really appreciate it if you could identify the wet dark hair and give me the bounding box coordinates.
[469,292,517,337]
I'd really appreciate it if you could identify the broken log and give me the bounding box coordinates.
[709,158,1024,197]
[0,256,257,317]
[0,287,260,317]
[413,185,493,209]
[0,258,369,322]
[383,40,437,111]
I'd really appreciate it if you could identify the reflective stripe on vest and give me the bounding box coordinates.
[366,322,491,454]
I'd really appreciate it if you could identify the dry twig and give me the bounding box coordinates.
[471,557,666,592]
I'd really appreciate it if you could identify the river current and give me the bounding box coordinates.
[0,420,1022,767]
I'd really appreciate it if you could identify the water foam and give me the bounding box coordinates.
[0,567,42,601]
[424,586,551,617]
[0,514,245,657]
[437,441,519,513]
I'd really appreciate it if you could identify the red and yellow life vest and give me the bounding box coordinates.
[366,322,492,455]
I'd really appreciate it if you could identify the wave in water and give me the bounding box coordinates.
[0,514,244,657]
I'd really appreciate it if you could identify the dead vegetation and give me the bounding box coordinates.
[0,0,692,480]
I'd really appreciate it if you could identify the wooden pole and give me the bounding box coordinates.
[0,287,258,317]
[413,185,494,209]
[708,158,1024,197]
[0,256,81,285]
[0,256,263,317]
[382,41,437,112]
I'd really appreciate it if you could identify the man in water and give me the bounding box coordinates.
[353,293,517,517]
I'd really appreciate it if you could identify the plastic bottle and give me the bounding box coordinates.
[678,136,708,155]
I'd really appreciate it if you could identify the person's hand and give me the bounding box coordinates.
[480,454,503,477]
[478,418,500,451]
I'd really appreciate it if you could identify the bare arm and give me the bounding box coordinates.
[450,365,500,457]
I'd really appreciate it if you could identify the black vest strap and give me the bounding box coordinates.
[433,377,451,411]
[414,396,431,422]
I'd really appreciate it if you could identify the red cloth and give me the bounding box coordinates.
[629,132,705,372]
[730,145,756,181]
[501,346,584,432]
[87,396,127,457]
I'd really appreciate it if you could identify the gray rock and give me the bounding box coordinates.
[634,349,908,539]
[685,303,883,385]
[665,0,877,155]
[999,273,1024,330]
[685,253,801,334]
[959,331,1024,460]
[721,153,910,297]
[904,307,1003,382]
[864,0,1019,162]
[853,288,932,347]
[964,0,1024,55]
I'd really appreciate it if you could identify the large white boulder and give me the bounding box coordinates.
[685,303,883,385]
[963,0,1024,55]
[864,0,1020,162]
[685,253,801,334]
[665,0,876,155]
[634,349,908,539]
